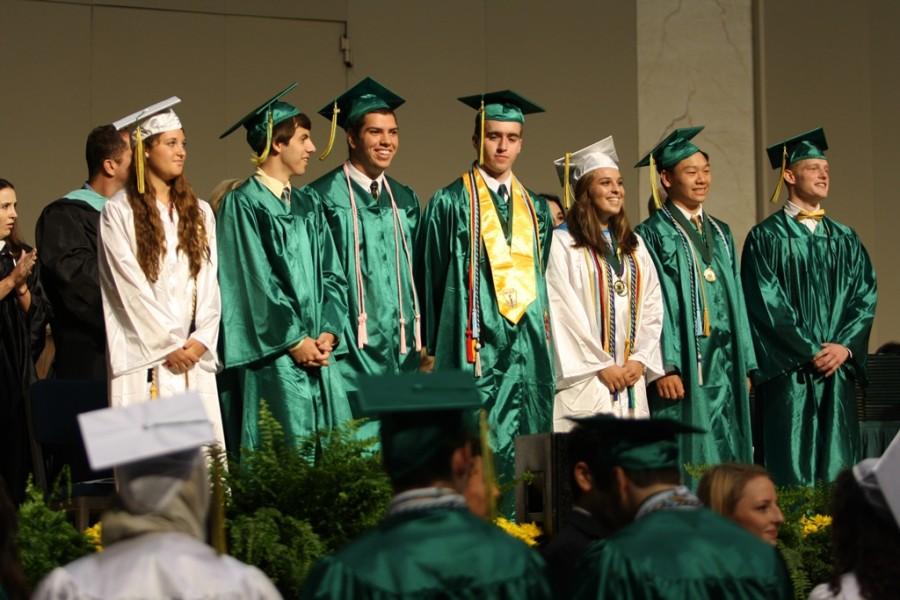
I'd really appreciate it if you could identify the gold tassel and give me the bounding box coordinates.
[478,99,486,166]
[769,146,787,203]
[251,110,274,166]
[563,152,572,210]
[649,154,662,210]
[318,101,340,161]
[479,410,499,522]
[209,447,227,554]
[135,127,146,195]
[702,307,711,337]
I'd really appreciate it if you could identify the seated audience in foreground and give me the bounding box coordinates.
[697,463,784,545]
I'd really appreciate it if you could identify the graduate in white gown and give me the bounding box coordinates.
[547,136,664,431]
[98,98,224,448]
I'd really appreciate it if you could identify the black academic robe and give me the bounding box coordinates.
[35,198,106,380]
[1,242,49,503]
[541,509,612,598]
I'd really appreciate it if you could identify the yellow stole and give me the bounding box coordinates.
[463,169,538,324]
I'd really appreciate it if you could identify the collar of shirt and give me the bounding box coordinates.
[387,486,468,516]
[476,166,513,195]
[0,240,5,253]
[672,201,704,221]
[346,161,386,193]
[634,485,702,521]
[254,168,291,201]
[784,200,822,232]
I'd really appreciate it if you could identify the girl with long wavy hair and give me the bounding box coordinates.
[98,102,225,448]
[545,137,664,431]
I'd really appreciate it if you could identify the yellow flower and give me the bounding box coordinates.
[494,517,542,547]
[83,522,103,552]
[799,513,832,538]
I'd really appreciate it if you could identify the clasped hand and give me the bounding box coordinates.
[290,333,337,368]
[164,339,206,374]
[598,360,644,393]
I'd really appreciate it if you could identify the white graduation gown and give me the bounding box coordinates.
[547,227,664,431]
[99,191,224,447]
[33,531,282,599]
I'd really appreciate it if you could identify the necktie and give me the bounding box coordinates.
[497,184,509,203]
[370,180,379,199]
[281,187,291,205]
[690,214,703,235]
[796,209,825,221]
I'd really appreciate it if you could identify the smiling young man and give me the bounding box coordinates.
[741,128,877,486]
[216,84,351,454]
[307,79,421,433]
[634,127,757,471]
[415,91,554,513]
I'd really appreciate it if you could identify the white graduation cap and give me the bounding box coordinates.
[111,97,183,194]
[553,136,620,209]
[78,392,215,471]
[854,430,900,530]
[113,96,181,133]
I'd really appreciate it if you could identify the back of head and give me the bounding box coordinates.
[86,124,128,180]
[697,463,770,518]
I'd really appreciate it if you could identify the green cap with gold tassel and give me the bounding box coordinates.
[765,127,828,203]
[219,83,300,165]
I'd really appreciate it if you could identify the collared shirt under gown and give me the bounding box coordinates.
[741,209,876,486]
[216,177,352,453]
[635,204,758,467]
[415,173,555,510]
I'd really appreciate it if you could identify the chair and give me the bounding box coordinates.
[857,353,900,457]
[27,379,115,529]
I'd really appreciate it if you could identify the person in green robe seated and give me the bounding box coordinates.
[741,128,877,486]
[300,371,551,599]
[308,78,422,439]
[415,91,555,513]
[215,84,352,453]
[634,127,757,469]
[569,415,793,600]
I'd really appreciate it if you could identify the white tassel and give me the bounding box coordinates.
[475,351,482,378]
[697,359,704,386]
[414,314,422,352]
[399,318,408,355]
[357,313,368,349]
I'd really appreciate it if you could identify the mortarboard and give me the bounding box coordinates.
[220,82,300,166]
[634,126,705,210]
[458,90,544,166]
[114,97,183,194]
[317,77,405,160]
[765,127,829,203]
[553,135,619,210]
[854,430,900,531]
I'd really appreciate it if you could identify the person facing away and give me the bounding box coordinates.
[546,135,664,430]
[97,98,225,449]
[33,393,281,599]
[300,371,551,600]
[36,123,131,381]
[307,78,422,440]
[215,84,351,454]
[633,126,757,470]
[414,90,555,514]
[569,415,793,600]
[741,127,877,487]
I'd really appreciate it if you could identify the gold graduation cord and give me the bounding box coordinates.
[319,101,340,161]
[769,145,788,204]
[464,169,537,324]
[149,279,197,400]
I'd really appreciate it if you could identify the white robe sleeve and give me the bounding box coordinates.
[547,229,615,390]
[188,201,221,372]
[99,197,183,377]
[628,235,665,382]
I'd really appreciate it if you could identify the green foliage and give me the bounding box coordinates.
[16,480,95,587]
[776,481,834,598]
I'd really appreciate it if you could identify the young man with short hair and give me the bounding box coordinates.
[36,124,131,380]
[741,128,877,486]
[634,127,757,468]
[216,85,351,453]
[415,91,555,511]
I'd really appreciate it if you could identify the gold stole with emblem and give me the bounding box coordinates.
[463,169,538,324]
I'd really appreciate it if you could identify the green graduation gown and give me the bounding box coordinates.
[300,506,551,599]
[415,174,555,502]
[307,167,421,424]
[216,177,352,452]
[635,205,757,466]
[741,211,876,486]
[572,506,793,599]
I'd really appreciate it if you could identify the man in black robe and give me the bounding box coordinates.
[36,124,131,380]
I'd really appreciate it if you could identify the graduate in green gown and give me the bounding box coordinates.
[741,128,877,486]
[569,416,793,600]
[216,84,352,453]
[300,372,551,599]
[634,127,757,468]
[415,91,555,509]
[308,79,422,434]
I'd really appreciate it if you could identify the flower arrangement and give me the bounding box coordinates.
[83,522,103,552]
[494,517,542,547]
[799,514,832,538]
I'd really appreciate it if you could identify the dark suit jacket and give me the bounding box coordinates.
[540,509,611,598]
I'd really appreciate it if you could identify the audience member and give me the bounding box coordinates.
[698,463,784,545]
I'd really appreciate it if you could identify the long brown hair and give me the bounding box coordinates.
[565,169,637,255]
[125,132,209,283]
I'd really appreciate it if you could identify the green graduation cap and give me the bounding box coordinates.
[765,127,828,203]
[357,371,481,482]
[219,82,300,165]
[634,125,705,209]
[458,90,544,165]
[317,77,405,160]
[568,414,705,471]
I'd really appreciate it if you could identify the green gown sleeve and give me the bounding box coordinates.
[415,188,456,355]
[216,188,307,368]
[833,234,877,379]
[724,224,758,375]
[635,224,684,375]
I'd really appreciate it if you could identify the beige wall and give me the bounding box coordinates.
[2,0,896,347]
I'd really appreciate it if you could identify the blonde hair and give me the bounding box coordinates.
[697,463,772,517]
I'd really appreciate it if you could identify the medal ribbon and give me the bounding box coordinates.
[463,168,538,324]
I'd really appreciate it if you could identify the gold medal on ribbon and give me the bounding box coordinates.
[613,279,627,297]
[704,266,716,283]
